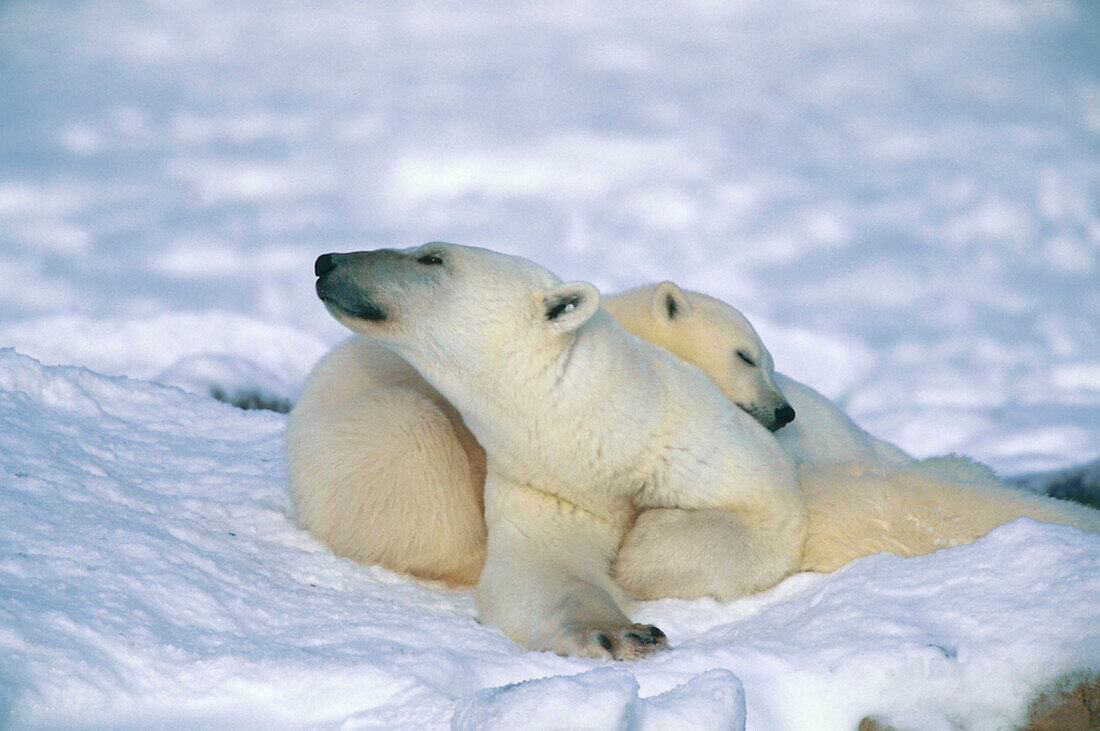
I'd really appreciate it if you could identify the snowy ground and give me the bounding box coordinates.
[1,0,1098,728]
[2,350,1097,730]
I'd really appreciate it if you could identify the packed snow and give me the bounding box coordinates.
[1,0,1098,728]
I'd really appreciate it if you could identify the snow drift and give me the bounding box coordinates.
[1,349,1097,729]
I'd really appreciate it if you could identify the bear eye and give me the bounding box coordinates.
[736,350,756,367]
[417,253,444,266]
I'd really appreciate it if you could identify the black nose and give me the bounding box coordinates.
[775,404,796,426]
[315,253,338,278]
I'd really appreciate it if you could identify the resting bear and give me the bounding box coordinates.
[298,243,807,658]
[287,249,1100,646]
[285,278,910,591]
[602,281,913,469]
[602,281,1100,574]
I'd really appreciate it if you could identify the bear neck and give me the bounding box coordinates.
[398,315,652,460]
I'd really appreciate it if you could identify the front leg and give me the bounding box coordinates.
[476,473,668,660]
[616,427,808,602]
[614,507,804,601]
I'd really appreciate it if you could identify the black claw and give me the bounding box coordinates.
[596,633,613,651]
[627,626,666,645]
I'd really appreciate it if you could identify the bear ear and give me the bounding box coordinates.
[544,281,601,333]
[652,281,691,321]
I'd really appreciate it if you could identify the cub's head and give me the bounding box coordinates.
[313,242,600,366]
[604,281,795,432]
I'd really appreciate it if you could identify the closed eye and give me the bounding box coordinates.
[736,350,756,367]
[417,253,444,265]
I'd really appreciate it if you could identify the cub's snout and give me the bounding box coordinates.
[773,403,796,430]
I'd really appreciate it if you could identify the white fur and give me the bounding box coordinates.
[601,282,912,467]
[800,456,1100,572]
[286,336,487,586]
[287,279,906,593]
[302,243,807,659]
[288,266,1100,652]
[602,281,1100,575]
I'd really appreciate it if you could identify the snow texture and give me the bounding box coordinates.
[1,0,1099,728]
[1,350,1097,730]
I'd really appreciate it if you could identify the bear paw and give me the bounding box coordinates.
[579,623,668,661]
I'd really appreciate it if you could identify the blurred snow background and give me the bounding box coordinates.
[1,0,1098,473]
[1,0,1099,728]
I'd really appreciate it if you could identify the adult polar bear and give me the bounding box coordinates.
[288,249,1100,594]
[297,242,807,659]
[286,276,913,589]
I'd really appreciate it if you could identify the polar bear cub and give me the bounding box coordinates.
[601,281,912,468]
[601,281,1100,576]
[307,242,807,659]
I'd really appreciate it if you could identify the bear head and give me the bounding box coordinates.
[313,242,601,370]
[615,281,795,432]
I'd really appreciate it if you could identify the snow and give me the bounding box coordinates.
[2,350,1097,729]
[1,0,1099,728]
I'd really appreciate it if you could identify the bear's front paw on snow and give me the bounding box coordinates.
[578,623,668,661]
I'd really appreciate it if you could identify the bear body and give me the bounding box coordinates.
[286,335,487,586]
[800,456,1100,572]
[305,243,807,658]
[286,280,913,592]
[288,259,1100,651]
[599,282,1099,582]
[773,374,913,468]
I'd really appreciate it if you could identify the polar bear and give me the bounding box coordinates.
[601,281,912,469]
[285,278,909,591]
[289,263,1100,604]
[600,281,1100,580]
[305,242,807,659]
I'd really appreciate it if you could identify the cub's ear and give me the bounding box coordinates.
[544,281,601,333]
[652,281,692,321]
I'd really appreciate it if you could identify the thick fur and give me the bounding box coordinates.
[288,268,1100,628]
[303,243,807,659]
[285,280,908,590]
[801,456,1100,572]
[286,336,487,586]
[603,282,1100,577]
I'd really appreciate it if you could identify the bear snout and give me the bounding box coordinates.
[313,253,388,323]
[775,404,796,429]
[315,252,339,278]
[737,401,796,432]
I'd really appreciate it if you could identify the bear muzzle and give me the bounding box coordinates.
[314,253,388,322]
[738,401,796,432]
[774,403,796,429]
